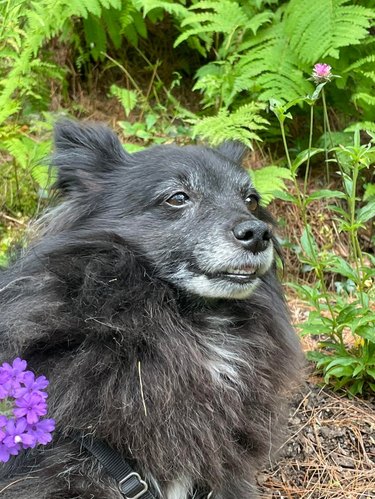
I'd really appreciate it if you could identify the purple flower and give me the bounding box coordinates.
[14,372,49,400]
[0,358,55,463]
[0,441,19,463]
[0,358,27,393]
[0,368,11,385]
[0,383,9,400]
[26,418,55,445]
[312,63,332,83]
[14,393,47,424]
[3,418,36,449]
[0,366,12,400]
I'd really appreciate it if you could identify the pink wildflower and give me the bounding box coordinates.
[312,63,332,83]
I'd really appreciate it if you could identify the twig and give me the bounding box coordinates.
[0,212,26,226]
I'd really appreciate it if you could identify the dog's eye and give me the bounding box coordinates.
[245,195,259,211]
[166,192,189,206]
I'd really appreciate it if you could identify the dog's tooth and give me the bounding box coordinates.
[226,267,256,275]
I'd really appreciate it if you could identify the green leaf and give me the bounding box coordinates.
[336,303,361,324]
[327,255,359,282]
[364,183,375,202]
[306,189,346,203]
[349,379,364,395]
[356,200,375,223]
[306,350,327,362]
[324,366,354,382]
[351,312,375,334]
[300,225,318,261]
[325,356,357,371]
[284,0,373,64]
[123,143,144,153]
[290,148,324,175]
[352,364,365,377]
[355,326,375,343]
[328,204,351,220]
[272,190,297,203]
[83,15,107,61]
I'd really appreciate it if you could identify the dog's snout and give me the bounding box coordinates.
[232,220,271,253]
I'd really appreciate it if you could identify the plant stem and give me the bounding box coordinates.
[303,104,314,197]
[348,159,365,306]
[321,88,331,182]
[102,52,145,97]
[133,46,197,119]
[279,112,337,328]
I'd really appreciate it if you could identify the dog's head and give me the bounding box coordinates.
[52,121,278,299]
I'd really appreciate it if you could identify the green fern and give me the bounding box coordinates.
[233,23,313,103]
[110,84,138,116]
[192,103,269,148]
[119,2,148,47]
[0,0,122,123]
[345,122,375,134]
[150,0,374,112]
[344,50,375,116]
[175,1,248,51]
[284,0,373,63]
[249,165,292,205]
[134,0,188,18]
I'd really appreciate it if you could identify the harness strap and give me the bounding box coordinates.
[72,433,212,499]
[73,433,156,499]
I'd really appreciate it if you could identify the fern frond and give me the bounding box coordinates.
[249,166,292,205]
[345,122,375,134]
[284,0,373,63]
[183,1,248,30]
[0,0,122,123]
[234,24,313,102]
[345,54,375,75]
[175,1,248,47]
[352,93,375,107]
[192,104,269,148]
[110,85,138,117]
[133,0,188,18]
[244,11,274,36]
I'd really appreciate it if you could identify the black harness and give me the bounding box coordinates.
[74,434,212,499]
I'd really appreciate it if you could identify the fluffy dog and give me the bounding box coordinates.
[0,121,302,498]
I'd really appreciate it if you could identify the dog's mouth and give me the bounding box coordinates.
[207,265,260,283]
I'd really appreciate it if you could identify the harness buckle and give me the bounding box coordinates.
[118,472,149,499]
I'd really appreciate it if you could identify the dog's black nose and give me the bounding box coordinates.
[232,220,271,253]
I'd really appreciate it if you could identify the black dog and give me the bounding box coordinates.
[0,121,302,498]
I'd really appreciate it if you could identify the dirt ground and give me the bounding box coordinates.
[259,379,375,499]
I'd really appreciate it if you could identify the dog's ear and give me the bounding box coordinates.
[53,120,130,195]
[216,141,247,164]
